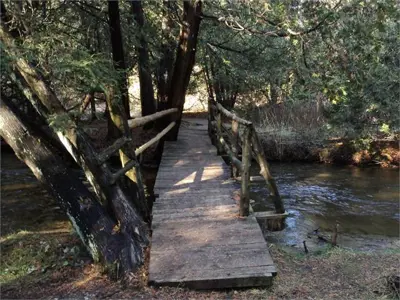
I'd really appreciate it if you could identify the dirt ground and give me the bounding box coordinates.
[1,203,399,300]
[2,161,399,299]
[1,115,399,299]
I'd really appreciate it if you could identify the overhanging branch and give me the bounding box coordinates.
[202,0,342,38]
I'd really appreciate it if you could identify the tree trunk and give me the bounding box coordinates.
[164,0,202,140]
[0,98,143,276]
[108,0,130,118]
[270,80,281,104]
[79,91,96,122]
[130,0,156,117]
[105,88,149,220]
[0,24,149,272]
[156,0,176,114]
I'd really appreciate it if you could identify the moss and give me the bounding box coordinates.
[0,228,87,285]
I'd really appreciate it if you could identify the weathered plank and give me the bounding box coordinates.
[149,120,276,289]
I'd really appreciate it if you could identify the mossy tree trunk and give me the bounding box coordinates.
[155,0,176,114]
[0,98,143,276]
[0,24,149,275]
[107,0,130,118]
[158,0,203,139]
[130,0,156,117]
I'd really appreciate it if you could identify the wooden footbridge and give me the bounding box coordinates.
[149,102,286,289]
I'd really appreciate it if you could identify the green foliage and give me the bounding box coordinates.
[2,0,398,140]
[199,0,399,138]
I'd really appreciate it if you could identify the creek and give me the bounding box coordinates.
[2,150,399,252]
[251,163,399,252]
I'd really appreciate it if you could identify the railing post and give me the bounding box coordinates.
[208,98,213,140]
[231,120,239,178]
[216,112,223,155]
[240,126,251,217]
[250,126,285,214]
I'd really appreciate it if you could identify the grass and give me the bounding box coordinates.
[1,120,398,298]
[251,101,326,162]
[0,227,88,285]
[250,102,399,166]
[2,225,399,299]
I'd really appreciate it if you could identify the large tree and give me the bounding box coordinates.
[0,2,149,275]
[130,0,156,117]
[159,0,203,139]
[0,97,144,275]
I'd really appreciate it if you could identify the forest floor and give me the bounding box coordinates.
[1,113,399,299]
[1,190,399,300]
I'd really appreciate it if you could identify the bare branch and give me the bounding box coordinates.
[202,0,342,38]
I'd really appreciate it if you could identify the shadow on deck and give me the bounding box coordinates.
[149,119,276,289]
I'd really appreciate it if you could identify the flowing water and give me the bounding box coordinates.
[251,163,400,251]
[1,149,399,251]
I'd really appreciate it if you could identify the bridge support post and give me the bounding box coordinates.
[215,112,224,155]
[240,126,251,217]
[251,129,285,214]
[231,120,240,178]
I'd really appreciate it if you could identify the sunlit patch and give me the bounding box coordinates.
[74,270,100,287]
[171,160,189,167]
[173,171,197,185]
[315,173,331,178]
[163,187,190,195]
[0,228,71,243]
[1,183,41,191]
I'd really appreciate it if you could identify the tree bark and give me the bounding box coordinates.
[0,24,149,271]
[130,0,156,117]
[164,0,203,140]
[156,0,176,114]
[105,88,149,220]
[0,98,143,276]
[108,0,130,118]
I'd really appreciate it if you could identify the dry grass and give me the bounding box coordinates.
[266,245,400,300]
[2,114,399,299]
[2,225,399,300]
[250,102,399,166]
[252,103,326,161]
[251,101,326,161]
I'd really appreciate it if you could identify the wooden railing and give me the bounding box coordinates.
[208,100,285,217]
[96,108,178,185]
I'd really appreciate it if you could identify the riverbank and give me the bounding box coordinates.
[2,221,399,299]
[259,134,399,167]
[1,149,399,299]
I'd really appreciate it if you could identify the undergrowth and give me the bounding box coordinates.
[249,102,399,166]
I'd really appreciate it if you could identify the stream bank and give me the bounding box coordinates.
[251,162,400,253]
[259,135,399,167]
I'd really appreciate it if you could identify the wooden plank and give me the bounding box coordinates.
[151,227,267,249]
[154,180,236,187]
[150,121,276,289]
[128,108,178,128]
[253,210,289,219]
[149,269,273,289]
[154,184,237,194]
[152,207,238,224]
[154,194,234,206]
[150,245,274,272]
[151,218,267,248]
[155,187,237,198]
[152,204,237,216]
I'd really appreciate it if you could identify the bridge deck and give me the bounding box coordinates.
[149,119,276,289]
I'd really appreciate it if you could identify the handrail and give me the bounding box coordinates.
[100,109,178,183]
[210,102,285,216]
[128,108,178,128]
[135,121,175,156]
[109,121,176,183]
[213,103,252,126]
